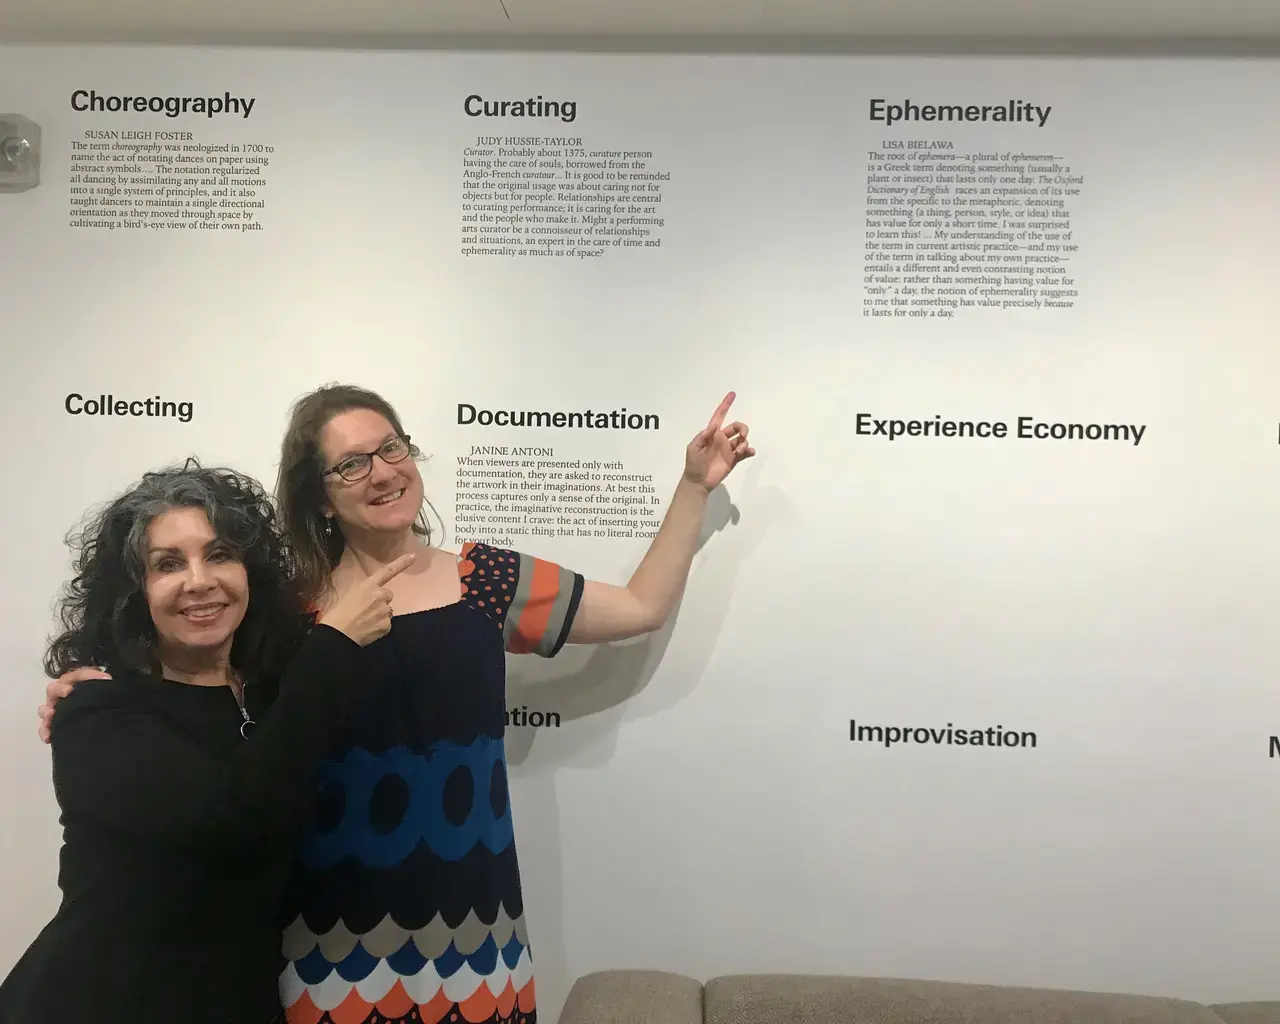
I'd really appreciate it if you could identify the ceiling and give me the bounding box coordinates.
[4,0,1280,52]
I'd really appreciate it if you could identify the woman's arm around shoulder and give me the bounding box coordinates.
[50,624,366,854]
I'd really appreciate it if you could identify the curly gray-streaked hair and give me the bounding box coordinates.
[43,457,309,682]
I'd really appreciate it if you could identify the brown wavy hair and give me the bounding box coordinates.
[275,383,442,609]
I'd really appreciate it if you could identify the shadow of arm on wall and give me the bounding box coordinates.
[504,462,788,768]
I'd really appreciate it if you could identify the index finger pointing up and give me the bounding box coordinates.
[707,391,736,432]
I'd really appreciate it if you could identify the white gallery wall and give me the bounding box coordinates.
[3,43,1280,1022]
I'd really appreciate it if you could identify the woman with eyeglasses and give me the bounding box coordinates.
[37,382,755,1024]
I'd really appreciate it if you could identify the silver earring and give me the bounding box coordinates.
[324,517,333,536]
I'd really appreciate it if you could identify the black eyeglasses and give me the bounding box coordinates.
[323,435,413,483]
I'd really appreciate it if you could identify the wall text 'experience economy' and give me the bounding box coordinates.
[856,413,1146,446]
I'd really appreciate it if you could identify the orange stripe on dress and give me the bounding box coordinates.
[495,977,518,1018]
[459,983,499,1022]
[517,976,536,1013]
[418,987,457,1024]
[375,980,415,1019]
[511,558,559,653]
[283,991,324,1024]
[329,988,375,1024]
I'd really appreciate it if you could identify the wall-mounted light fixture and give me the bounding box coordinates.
[0,115,41,193]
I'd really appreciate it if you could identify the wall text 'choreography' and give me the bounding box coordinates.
[71,90,255,119]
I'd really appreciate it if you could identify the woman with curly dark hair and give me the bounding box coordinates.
[0,460,413,1024]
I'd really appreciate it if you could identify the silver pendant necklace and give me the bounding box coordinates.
[231,680,255,738]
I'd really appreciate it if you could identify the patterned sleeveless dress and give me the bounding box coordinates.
[279,542,584,1024]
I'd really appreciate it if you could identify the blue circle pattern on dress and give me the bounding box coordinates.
[297,738,514,868]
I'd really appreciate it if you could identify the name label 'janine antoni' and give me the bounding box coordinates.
[856,412,1147,446]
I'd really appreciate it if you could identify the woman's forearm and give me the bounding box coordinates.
[567,476,711,644]
[624,475,710,630]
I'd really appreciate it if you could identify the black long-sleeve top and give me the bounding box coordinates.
[0,623,364,1024]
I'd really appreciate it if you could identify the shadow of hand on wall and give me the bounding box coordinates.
[503,459,784,769]
[495,460,787,1024]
